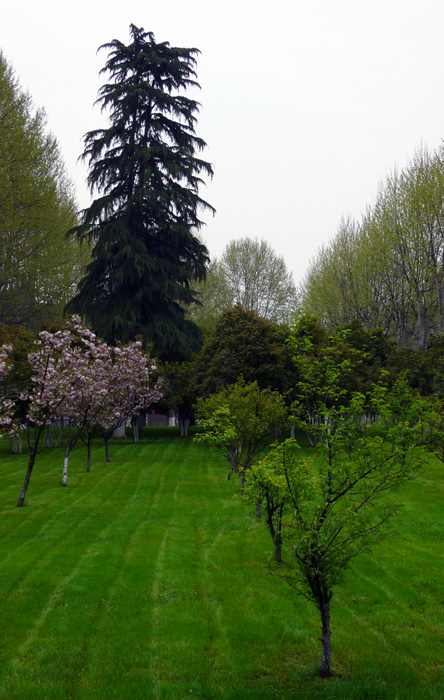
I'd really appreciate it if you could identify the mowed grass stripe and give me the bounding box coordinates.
[0,451,137,607]
[1,430,444,699]
[0,471,141,687]
[0,440,132,543]
[0,440,172,698]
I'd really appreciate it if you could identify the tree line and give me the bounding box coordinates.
[0,52,89,331]
[301,146,444,349]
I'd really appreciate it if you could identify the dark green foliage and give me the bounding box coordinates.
[0,324,34,424]
[162,358,199,435]
[195,305,295,397]
[67,25,214,358]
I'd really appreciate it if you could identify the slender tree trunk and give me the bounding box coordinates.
[132,420,139,444]
[226,452,239,480]
[179,417,190,437]
[55,417,67,448]
[319,597,332,678]
[62,421,87,486]
[44,423,54,448]
[62,442,70,487]
[10,432,22,455]
[17,426,43,507]
[26,424,31,451]
[256,496,262,518]
[104,437,110,462]
[266,510,283,563]
[290,422,296,439]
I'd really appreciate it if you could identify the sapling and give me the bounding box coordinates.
[250,384,427,677]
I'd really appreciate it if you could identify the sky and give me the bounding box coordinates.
[2,0,444,285]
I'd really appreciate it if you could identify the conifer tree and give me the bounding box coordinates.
[67,25,214,357]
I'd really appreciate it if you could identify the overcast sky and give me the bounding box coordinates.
[2,0,444,284]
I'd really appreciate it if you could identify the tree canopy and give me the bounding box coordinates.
[0,52,88,331]
[195,305,295,398]
[301,145,444,349]
[67,25,214,358]
[190,237,299,329]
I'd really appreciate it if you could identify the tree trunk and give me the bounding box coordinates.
[44,423,54,448]
[319,598,332,678]
[180,417,190,437]
[10,432,22,455]
[414,301,429,350]
[290,422,296,440]
[256,496,262,518]
[226,452,239,480]
[104,437,110,462]
[62,442,70,486]
[132,420,139,444]
[55,417,67,447]
[17,426,43,507]
[17,460,35,507]
[266,511,282,563]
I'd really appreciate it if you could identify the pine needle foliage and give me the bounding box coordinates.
[67,25,214,357]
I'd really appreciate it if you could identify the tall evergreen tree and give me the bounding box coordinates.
[67,25,214,357]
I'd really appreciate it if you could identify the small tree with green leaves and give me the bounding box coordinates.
[195,379,287,485]
[247,381,428,678]
[243,440,308,563]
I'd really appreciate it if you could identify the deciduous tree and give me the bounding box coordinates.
[0,52,89,330]
[190,237,299,328]
[247,375,427,677]
[195,379,287,485]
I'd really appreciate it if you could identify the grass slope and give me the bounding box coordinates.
[0,428,443,699]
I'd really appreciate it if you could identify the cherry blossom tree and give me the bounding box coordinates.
[17,317,163,505]
[88,342,162,463]
[17,322,83,506]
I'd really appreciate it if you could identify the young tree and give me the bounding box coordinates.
[67,25,214,358]
[91,342,162,461]
[195,379,287,485]
[247,377,428,676]
[17,322,84,506]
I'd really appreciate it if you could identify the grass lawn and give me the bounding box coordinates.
[0,428,443,699]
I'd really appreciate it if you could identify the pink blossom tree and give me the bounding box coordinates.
[18,317,163,505]
[88,342,162,464]
[17,322,83,506]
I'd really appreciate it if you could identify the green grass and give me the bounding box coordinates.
[1,428,444,699]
